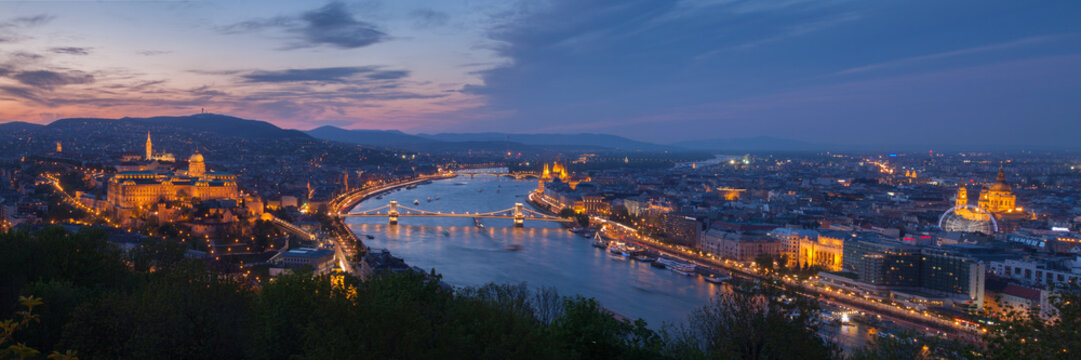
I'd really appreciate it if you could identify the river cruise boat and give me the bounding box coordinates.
[656,258,697,276]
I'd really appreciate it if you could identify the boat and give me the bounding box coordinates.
[651,261,666,269]
[473,218,485,228]
[365,235,374,240]
[634,254,655,262]
[443,230,450,237]
[376,195,383,200]
[406,184,417,189]
[435,196,440,200]
[427,197,432,202]
[705,274,730,284]
[504,244,523,251]
[413,200,420,205]
[656,258,697,276]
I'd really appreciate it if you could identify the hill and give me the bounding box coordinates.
[306,126,437,148]
[417,132,670,152]
[673,136,819,152]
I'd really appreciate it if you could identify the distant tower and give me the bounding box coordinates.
[188,152,206,177]
[343,171,350,192]
[56,141,62,153]
[145,131,153,160]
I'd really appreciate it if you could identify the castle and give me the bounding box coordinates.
[107,132,238,210]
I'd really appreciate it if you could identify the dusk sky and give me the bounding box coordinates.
[0,0,1078,146]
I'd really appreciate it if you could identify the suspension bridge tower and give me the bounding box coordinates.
[514,203,525,227]
[388,201,399,225]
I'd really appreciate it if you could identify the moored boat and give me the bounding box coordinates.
[656,258,697,276]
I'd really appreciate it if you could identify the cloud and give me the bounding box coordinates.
[241,66,379,83]
[12,70,94,90]
[217,16,295,34]
[367,70,409,80]
[0,14,55,28]
[298,2,387,48]
[49,47,91,56]
[0,86,44,103]
[833,34,1075,76]
[219,2,387,50]
[137,50,171,56]
[409,9,449,28]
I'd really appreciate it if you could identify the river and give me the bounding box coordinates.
[346,176,876,349]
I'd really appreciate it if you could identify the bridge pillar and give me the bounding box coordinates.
[389,200,399,225]
[513,202,525,227]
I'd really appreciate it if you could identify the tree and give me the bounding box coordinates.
[753,254,774,272]
[666,283,839,360]
[547,297,666,360]
[983,284,1081,358]
[1,295,78,360]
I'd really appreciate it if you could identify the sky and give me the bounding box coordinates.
[0,0,1078,146]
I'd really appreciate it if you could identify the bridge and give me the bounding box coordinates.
[339,201,572,227]
[453,167,540,180]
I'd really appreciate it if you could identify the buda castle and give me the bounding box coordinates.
[107,132,239,210]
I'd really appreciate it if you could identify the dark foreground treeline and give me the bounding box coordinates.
[0,228,1077,359]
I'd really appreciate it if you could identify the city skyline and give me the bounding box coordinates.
[0,0,1078,147]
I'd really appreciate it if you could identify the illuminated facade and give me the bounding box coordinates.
[144,132,176,162]
[539,161,588,190]
[977,169,1018,214]
[108,152,238,209]
[952,168,1023,226]
[772,228,844,271]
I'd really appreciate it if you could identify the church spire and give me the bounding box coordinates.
[145,131,153,160]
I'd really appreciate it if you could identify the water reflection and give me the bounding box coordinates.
[347,176,719,327]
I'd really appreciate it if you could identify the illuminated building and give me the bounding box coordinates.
[143,132,176,162]
[108,140,239,211]
[977,168,1019,214]
[539,160,589,190]
[950,168,1025,231]
[771,228,843,271]
[188,152,206,177]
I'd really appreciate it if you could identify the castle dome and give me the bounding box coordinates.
[189,153,205,163]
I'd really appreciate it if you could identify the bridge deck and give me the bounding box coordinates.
[341,213,570,221]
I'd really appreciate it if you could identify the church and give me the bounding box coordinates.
[954,167,1025,222]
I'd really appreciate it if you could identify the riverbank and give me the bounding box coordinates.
[328,174,457,261]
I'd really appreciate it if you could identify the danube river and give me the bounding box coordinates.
[346,176,718,327]
[346,176,876,349]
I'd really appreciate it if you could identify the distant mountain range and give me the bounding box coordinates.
[673,136,820,152]
[305,126,669,153]
[14,114,1033,154]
